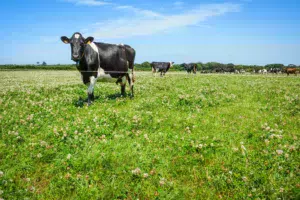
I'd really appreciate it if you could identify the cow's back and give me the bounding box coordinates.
[94,43,133,76]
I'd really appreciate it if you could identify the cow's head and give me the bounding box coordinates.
[61,32,94,62]
[169,62,174,68]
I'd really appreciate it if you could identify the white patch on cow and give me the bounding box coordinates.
[88,76,97,94]
[97,67,114,82]
[74,34,80,39]
[89,42,99,54]
[169,62,173,68]
[119,43,124,46]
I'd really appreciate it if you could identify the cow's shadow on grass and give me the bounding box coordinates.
[73,93,131,107]
[107,93,128,100]
[73,96,100,107]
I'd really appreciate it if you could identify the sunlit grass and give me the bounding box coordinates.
[0,71,299,199]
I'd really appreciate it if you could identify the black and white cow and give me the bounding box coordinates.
[61,32,136,106]
[183,63,197,74]
[151,62,174,77]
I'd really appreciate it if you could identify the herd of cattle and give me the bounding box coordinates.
[61,32,298,105]
[151,62,298,76]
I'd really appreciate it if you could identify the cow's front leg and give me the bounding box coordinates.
[87,76,97,106]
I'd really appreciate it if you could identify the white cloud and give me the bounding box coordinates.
[174,1,184,7]
[87,3,241,39]
[115,5,162,18]
[64,0,111,6]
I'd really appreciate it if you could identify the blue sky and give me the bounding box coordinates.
[0,0,299,65]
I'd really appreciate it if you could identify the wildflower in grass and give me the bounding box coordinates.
[210,143,214,147]
[242,176,248,182]
[67,154,71,160]
[265,139,270,146]
[37,153,42,158]
[40,141,47,147]
[159,178,166,186]
[131,168,141,175]
[0,171,4,177]
[289,145,296,151]
[29,186,35,192]
[276,150,283,155]
[0,190,3,195]
[233,147,239,152]
[65,173,71,179]
[143,173,149,178]
[285,153,289,158]
[229,171,232,175]
[150,169,156,175]
[279,166,283,170]
[241,145,247,156]
[144,134,149,141]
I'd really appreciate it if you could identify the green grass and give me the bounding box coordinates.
[0,71,299,199]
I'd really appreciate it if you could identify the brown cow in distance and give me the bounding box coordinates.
[285,68,297,76]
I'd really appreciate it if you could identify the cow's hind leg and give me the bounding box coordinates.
[127,68,135,98]
[120,76,127,96]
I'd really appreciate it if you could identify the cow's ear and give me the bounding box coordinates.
[61,36,70,44]
[85,37,94,44]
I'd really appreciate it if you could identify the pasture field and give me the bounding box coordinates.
[0,71,299,199]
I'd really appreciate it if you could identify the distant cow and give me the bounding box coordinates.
[151,62,174,77]
[259,69,267,74]
[61,32,136,106]
[285,68,297,76]
[183,63,197,74]
[269,68,282,74]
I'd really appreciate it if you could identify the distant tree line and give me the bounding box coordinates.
[0,62,299,72]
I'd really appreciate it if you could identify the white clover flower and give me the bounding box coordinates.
[276,150,283,155]
[159,178,166,186]
[285,153,289,158]
[143,173,149,178]
[0,171,3,177]
[67,154,71,160]
[233,147,239,152]
[265,139,270,146]
[37,153,42,158]
[131,168,141,175]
